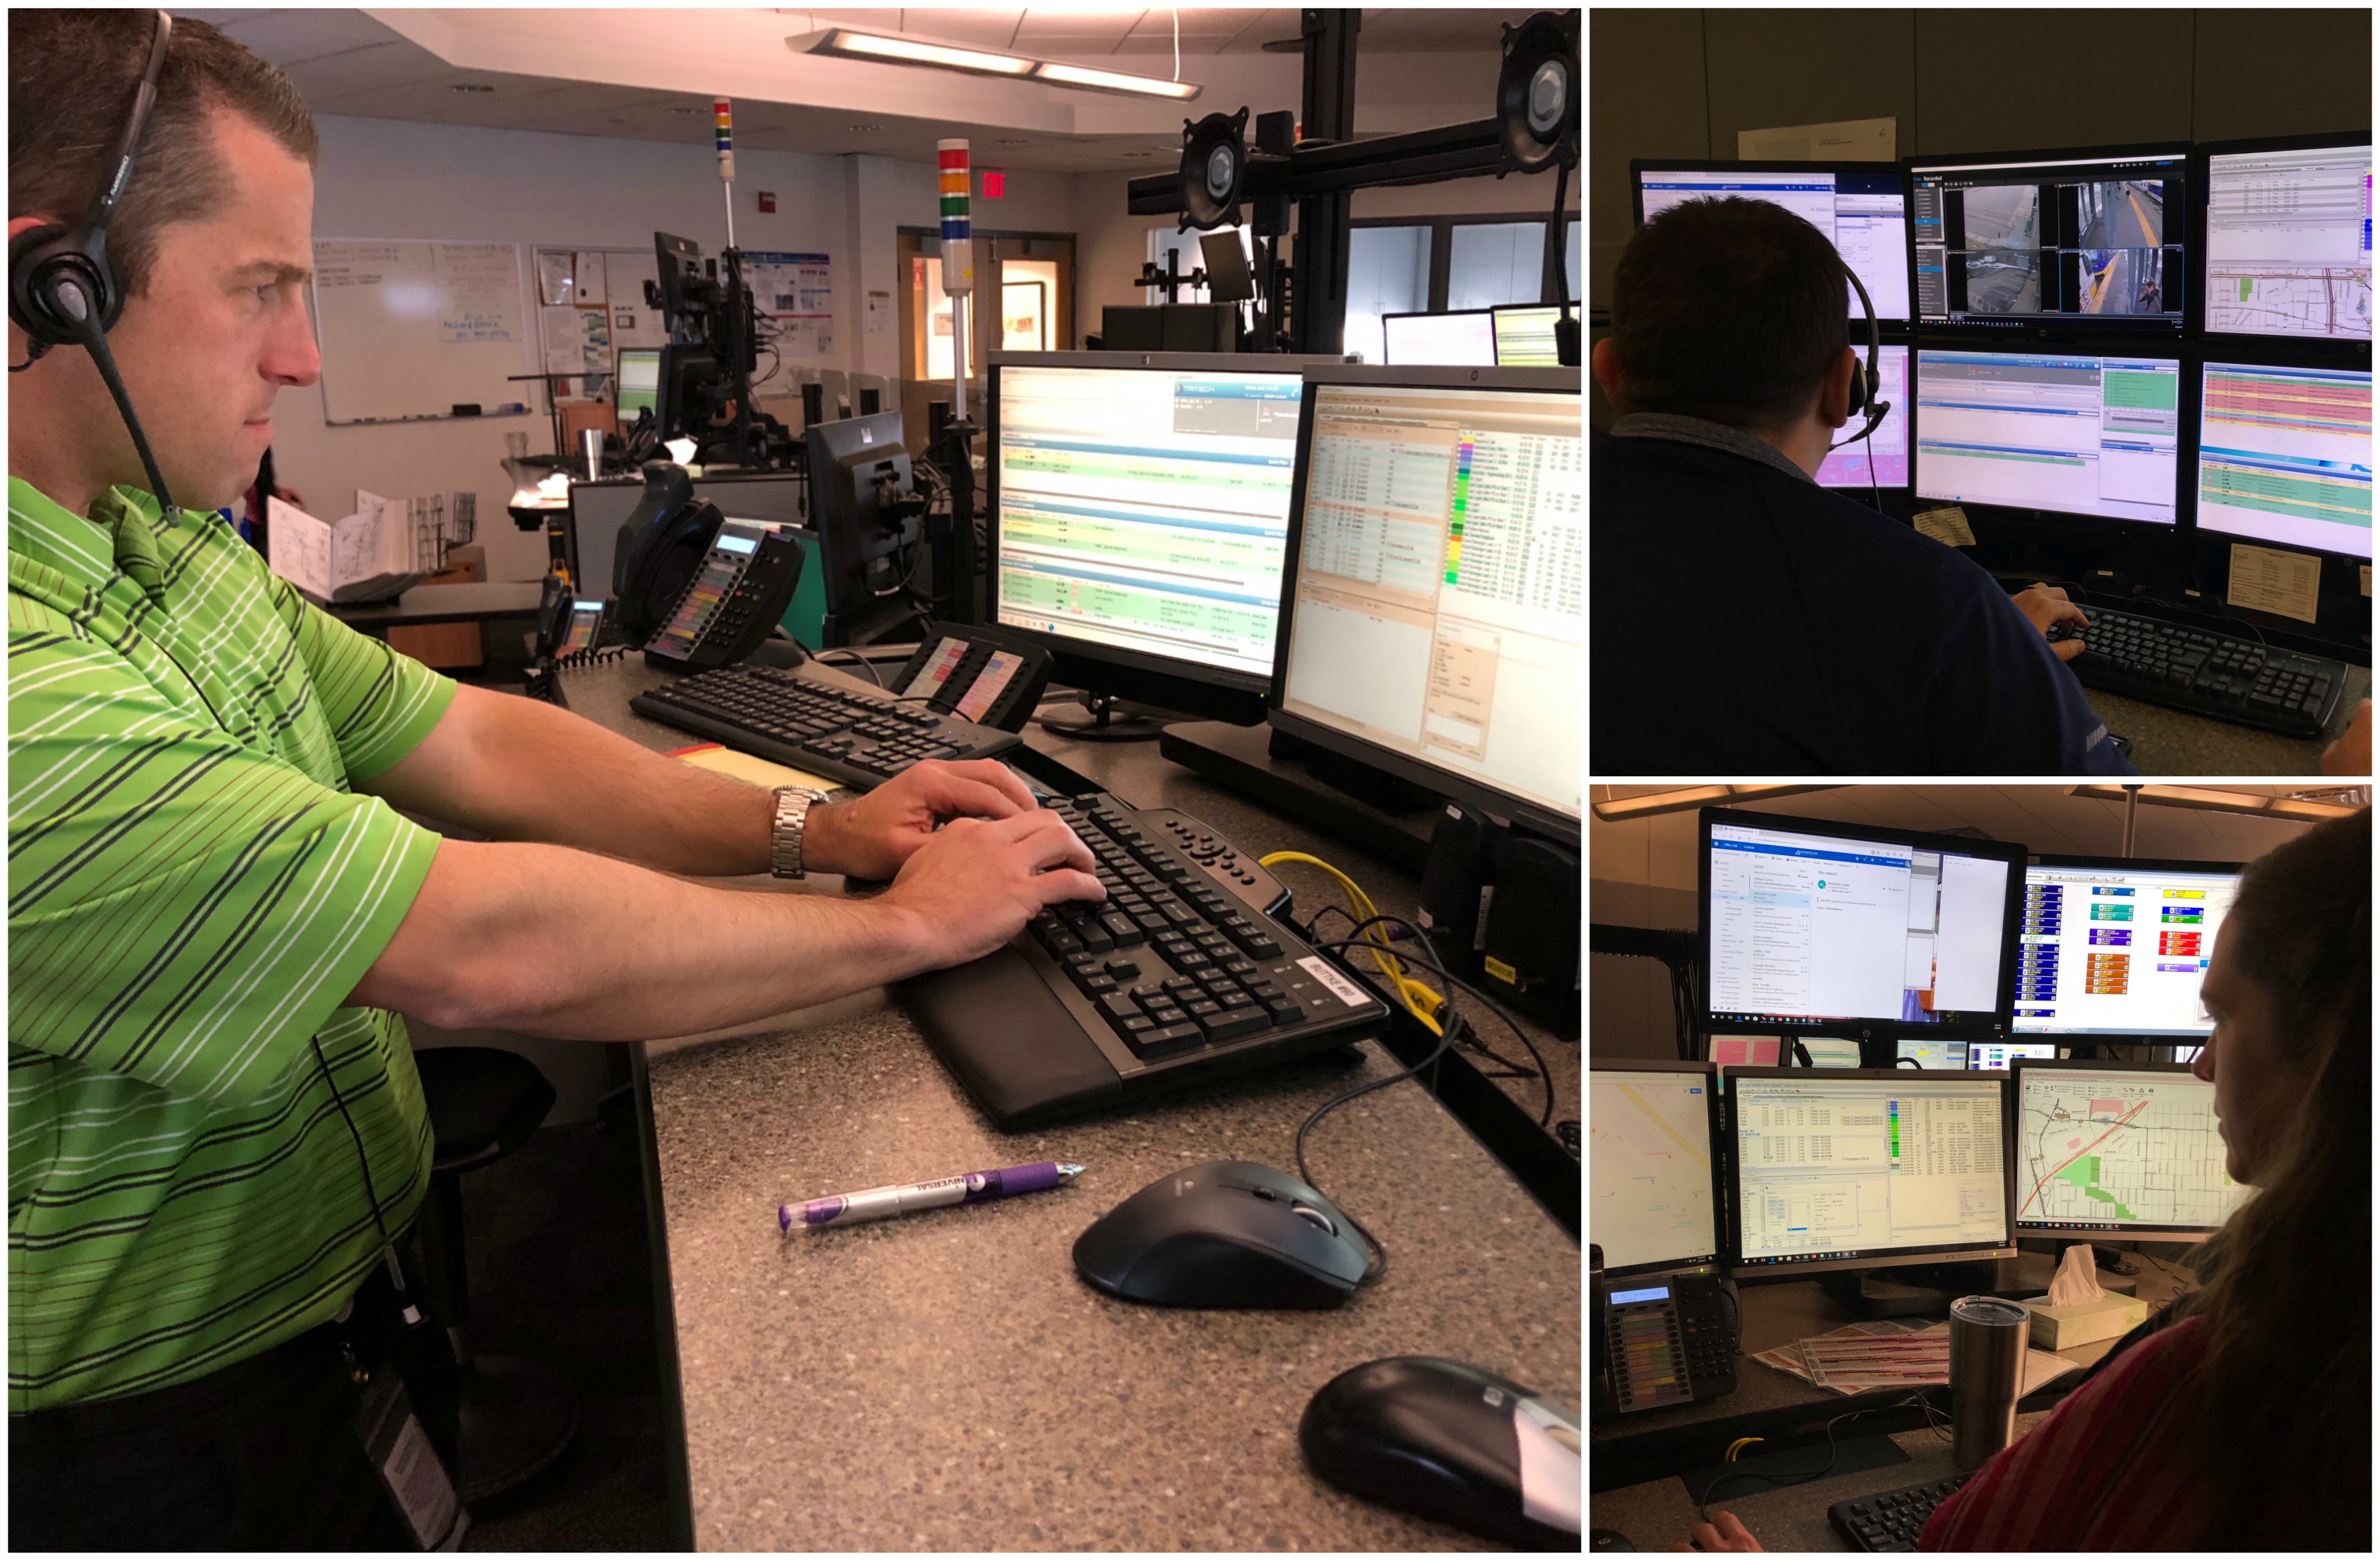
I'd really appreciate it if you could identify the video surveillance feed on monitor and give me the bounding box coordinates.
[1912,150,2187,328]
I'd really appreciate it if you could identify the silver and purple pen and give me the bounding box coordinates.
[781,1161,1085,1231]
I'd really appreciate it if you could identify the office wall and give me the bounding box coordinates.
[283,116,1078,579]
[1588,7,2375,313]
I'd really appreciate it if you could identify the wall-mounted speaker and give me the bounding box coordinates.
[1496,10,1579,175]
[1178,107,1250,231]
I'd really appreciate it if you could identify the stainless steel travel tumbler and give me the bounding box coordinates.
[1949,1295,2028,1469]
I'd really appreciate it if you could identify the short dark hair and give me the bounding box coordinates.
[10,11,317,298]
[1606,196,1849,428]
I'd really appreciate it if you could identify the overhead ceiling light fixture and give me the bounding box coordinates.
[1589,785,1836,823]
[2064,783,2365,822]
[788,27,1200,99]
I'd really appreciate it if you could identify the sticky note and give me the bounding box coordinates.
[2226,543,2322,625]
[671,742,840,795]
[1914,506,1976,547]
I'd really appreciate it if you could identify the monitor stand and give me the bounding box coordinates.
[1820,1252,2138,1319]
[1034,691,1169,743]
[1156,722,1437,876]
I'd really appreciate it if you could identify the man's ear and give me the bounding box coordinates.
[1590,336,1623,410]
[1817,345,1858,431]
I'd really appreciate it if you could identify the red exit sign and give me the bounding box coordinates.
[981,170,1006,199]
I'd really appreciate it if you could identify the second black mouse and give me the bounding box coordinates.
[1072,1160,1372,1309]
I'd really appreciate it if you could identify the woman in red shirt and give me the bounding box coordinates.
[1678,807,2369,1553]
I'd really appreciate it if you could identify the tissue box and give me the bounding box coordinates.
[2019,1293,2149,1350]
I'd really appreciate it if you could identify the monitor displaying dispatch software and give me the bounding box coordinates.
[2202,139,2372,341]
[1274,370,1582,835]
[1702,810,2021,1031]
[2016,857,2241,1038]
[1896,1039,1970,1068]
[1968,1042,2058,1070]
[1915,350,2181,525]
[1590,1061,1722,1276]
[2013,1060,2250,1237]
[990,357,1308,686]
[1634,162,1910,320]
[1818,344,1911,490]
[2196,362,2372,558]
[1491,306,1564,368]
[1382,311,1497,367]
[616,348,661,421]
[1910,145,2188,328]
[1728,1070,2013,1275]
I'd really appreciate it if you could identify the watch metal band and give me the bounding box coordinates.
[770,786,829,879]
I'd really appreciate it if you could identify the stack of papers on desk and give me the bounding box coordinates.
[1753,1321,2081,1397]
[268,492,430,604]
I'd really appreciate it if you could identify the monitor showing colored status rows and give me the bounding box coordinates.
[2196,362,2372,559]
[2015,862,2240,1036]
[993,363,1306,681]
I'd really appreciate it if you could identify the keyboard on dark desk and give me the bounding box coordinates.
[629,660,1020,791]
[1829,1471,1970,1552]
[2050,607,2348,739]
[904,793,1391,1129]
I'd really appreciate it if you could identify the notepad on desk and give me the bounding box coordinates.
[1754,1321,2083,1397]
[670,741,841,795]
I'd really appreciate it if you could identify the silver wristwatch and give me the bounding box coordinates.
[769,786,831,879]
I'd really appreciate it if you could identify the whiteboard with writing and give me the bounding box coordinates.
[309,239,537,425]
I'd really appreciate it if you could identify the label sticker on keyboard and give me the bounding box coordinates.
[1297,956,1368,1010]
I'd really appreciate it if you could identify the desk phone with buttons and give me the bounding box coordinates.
[1596,1271,1737,1415]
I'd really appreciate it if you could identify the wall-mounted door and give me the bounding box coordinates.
[898,230,1075,382]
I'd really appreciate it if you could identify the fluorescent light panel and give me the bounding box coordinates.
[1589,785,1836,822]
[790,27,1200,99]
[2064,783,2363,822]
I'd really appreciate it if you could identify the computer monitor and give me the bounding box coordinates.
[1709,1036,1783,1068]
[1797,1037,1864,1068]
[2196,361,2372,559]
[1589,1058,1723,1277]
[616,348,662,423]
[1725,1068,2015,1276]
[1699,807,2024,1035]
[2197,133,2372,342]
[1631,160,1911,322]
[1896,1038,1970,1068]
[988,352,1342,726]
[1490,305,1564,368]
[806,410,921,646]
[1818,343,1910,490]
[1908,142,2188,330]
[2016,855,2243,1040]
[1914,348,2182,525]
[1272,366,1583,841]
[1968,1041,2058,1070]
[1382,311,1497,367]
[1200,231,1256,304]
[2011,1058,2249,1239]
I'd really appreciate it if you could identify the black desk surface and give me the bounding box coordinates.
[1589,1257,2198,1551]
[550,653,1581,1551]
[329,579,545,626]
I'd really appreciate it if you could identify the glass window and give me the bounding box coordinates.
[1448,221,1554,311]
[1345,224,1432,364]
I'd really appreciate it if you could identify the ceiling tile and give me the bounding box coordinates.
[278,43,466,104]
[200,8,405,62]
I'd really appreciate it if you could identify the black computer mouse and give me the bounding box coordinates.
[1299,1356,1582,1550]
[1071,1160,1371,1309]
[1590,1528,1637,1551]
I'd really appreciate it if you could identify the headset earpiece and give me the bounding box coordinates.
[10,224,120,348]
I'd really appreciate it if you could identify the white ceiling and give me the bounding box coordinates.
[1588,784,2330,893]
[180,8,1540,171]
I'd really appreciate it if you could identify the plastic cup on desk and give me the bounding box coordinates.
[1949,1295,2028,1470]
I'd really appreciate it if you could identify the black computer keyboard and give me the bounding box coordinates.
[628,660,1020,791]
[2049,607,2349,738]
[903,792,1391,1128]
[1828,1471,1970,1552]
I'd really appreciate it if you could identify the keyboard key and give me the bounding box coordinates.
[1122,1014,1155,1035]
[1129,1023,1204,1060]
[1100,913,1144,947]
[1197,1008,1269,1042]
[1185,999,1222,1020]
[1097,993,1139,1024]
[1146,1007,1188,1028]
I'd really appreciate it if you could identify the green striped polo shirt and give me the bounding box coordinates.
[10,477,455,1412]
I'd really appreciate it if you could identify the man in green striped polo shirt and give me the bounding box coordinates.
[10,14,1101,1549]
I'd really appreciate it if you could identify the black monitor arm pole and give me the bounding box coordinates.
[1587,924,1701,1061]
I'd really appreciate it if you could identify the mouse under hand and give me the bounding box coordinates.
[1673,1511,1765,1551]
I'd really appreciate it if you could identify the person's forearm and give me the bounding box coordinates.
[350,837,937,1037]
[364,684,781,876]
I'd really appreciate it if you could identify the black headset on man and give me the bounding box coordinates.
[1833,263,1893,512]
[8,10,455,1455]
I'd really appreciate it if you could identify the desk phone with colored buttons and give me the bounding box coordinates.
[1596,1271,1736,1415]
[642,518,806,672]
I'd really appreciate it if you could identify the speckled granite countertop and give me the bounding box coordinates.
[2090,661,2366,773]
[553,656,1582,1551]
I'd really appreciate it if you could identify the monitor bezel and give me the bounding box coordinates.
[2009,1055,2229,1240]
[1721,1064,2018,1277]
[1629,157,1915,322]
[2187,129,2375,356]
[1266,362,1584,845]
[1590,1057,1726,1279]
[1379,309,1499,367]
[2016,853,2244,1043]
[984,350,1345,723]
[1909,340,2192,537]
[1696,805,2025,1037]
[1904,139,2193,335]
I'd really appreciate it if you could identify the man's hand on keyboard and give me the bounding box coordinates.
[2320,698,2371,776]
[1674,1511,1764,1551]
[2012,583,2089,662]
[880,809,1106,968]
[807,759,1041,880]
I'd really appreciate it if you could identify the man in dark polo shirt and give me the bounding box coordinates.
[1590,196,2134,775]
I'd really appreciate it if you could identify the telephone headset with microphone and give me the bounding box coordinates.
[10,10,428,1336]
[1830,262,1892,513]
